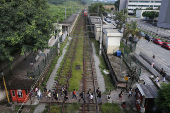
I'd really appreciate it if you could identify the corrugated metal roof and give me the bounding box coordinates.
[137,74,158,98]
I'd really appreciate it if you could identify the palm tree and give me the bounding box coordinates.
[124,21,141,45]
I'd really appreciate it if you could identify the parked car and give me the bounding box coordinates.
[107,19,111,23]
[115,20,119,24]
[153,39,163,45]
[145,34,153,41]
[161,42,170,50]
[140,32,145,37]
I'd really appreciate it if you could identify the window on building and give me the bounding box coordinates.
[17,91,23,97]
[150,5,153,7]
[129,1,138,2]
[151,1,154,3]
[154,5,160,7]
[128,5,137,7]
[138,5,150,7]
[12,91,15,97]
[155,1,161,3]
[138,1,150,3]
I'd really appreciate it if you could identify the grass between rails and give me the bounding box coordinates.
[43,36,69,86]
[68,37,84,92]
[91,38,115,93]
[101,103,121,113]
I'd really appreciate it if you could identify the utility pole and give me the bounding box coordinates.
[2,72,10,104]
[72,6,73,13]
[99,14,103,56]
[97,6,99,16]
[65,6,66,19]
[57,18,60,55]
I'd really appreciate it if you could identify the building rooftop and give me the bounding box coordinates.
[9,79,34,89]
[89,16,101,25]
[60,13,78,25]
[103,29,123,37]
[137,74,158,98]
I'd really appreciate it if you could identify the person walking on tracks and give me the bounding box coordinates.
[87,89,91,99]
[44,85,47,97]
[89,93,93,103]
[97,91,102,102]
[37,89,42,100]
[79,91,85,103]
[60,85,65,96]
[72,89,77,100]
[96,87,100,98]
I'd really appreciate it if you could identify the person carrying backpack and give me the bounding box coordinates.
[163,71,166,82]
[79,91,85,102]
[72,89,77,100]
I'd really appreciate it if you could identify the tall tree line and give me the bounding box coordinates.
[0,0,53,63]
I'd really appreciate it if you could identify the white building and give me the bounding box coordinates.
[119,0,162,12]
[127,0,162,11]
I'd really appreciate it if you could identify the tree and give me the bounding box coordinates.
[115,11,128,30]
[89,3,105,15]
[0,0,53,62]
[114,0,120,11]
[155,83,170,112]
[142,11,159,21]
[124,21,141,45]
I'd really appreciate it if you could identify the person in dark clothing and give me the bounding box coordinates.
[79,91,85,102]
[60,85,65,96]
[97,91,102,102]
[44,85,47,97]
[160,68,164,75]
[96,87,100,98]
[135,88,138,97]
[87,89,91,99]
[163,71,166,82]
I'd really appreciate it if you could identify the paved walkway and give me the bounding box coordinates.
[33,103,46,113]
[92,43,106,93]
[46,37,72,90]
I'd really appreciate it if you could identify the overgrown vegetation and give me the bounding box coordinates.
[43,36,69,86]
[64,102,80,112]
[101,103,121,113]
[155,83,170,112]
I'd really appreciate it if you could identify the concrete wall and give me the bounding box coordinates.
[119,0,128,11]
[70,13,80,34]
[157,0,170,29]
[106,37,121,54]
[95,26,100,41]
[0,90,6,101]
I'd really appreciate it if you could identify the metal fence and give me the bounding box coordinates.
[123,44,141,84]
[27,38,60,80]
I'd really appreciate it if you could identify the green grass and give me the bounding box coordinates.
[49,104,61,113]
[101,103,121,113]
[68,37,84,92]
[64,102,80,113]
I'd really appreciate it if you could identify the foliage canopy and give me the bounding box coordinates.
[155,83,170,112]
[0,0,53,62]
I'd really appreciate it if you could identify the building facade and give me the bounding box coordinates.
[157,0,170,29]
[128,0,162,11]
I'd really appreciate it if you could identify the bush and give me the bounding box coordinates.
[101,103,121,113]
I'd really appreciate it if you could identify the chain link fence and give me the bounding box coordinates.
[27,39,59,80]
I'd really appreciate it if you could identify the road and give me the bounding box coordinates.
[129,18,170,39]
[136,39,170,70]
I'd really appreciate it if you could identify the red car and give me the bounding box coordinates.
[153,38,163,45]
[161,42,170,50]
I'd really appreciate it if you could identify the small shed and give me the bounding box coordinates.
[136,83,158,111]
[103,29,123,54]
[9,79,34,103]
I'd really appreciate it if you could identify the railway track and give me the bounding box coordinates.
[80,10,99,113]
[47,11,83,113]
